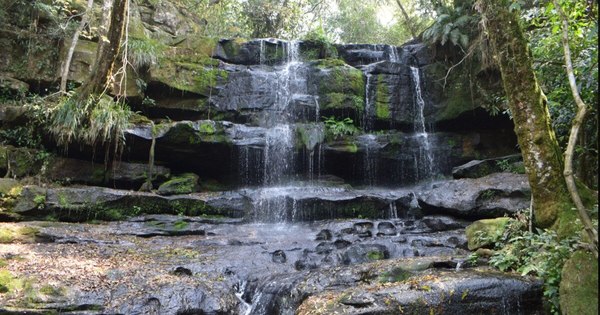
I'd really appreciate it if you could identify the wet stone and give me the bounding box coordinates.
[377,221,397,236]
[339,292,375,307]
[316,242,335,254]
[447,236,467,248]
[172,267,193,276]
[394,236,408,243]
[333,239,352,249]
[342,244,389,265]
[353,221,374,234]
[272,250,287,263]
[315,229,332,241]
[338,227,356,235]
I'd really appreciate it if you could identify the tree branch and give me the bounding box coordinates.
[553,0,598,258]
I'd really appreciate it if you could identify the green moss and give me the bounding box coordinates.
[346,143,358,153]
[318,67,365,98]
[0,226,38,243]
[157,173,199,195]
[221,38,248,58]
[173,220,189,230]
[560,250,598,315]
[129,113,153,125]
[39,284,65,297]
[323,93,364,112]
[0,269,33,296]
[374,75,391,119]
[199,121,216,134]
[313,58,347,68]
[375,102,390,119]
[465,217,511,250]
[153,58,228,96]
[367,251,385,260]
[378,267,413,283]
[555,206,581,238]
[199,179,227,192]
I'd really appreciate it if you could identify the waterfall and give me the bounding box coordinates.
[410,66,435,181]
[262,41,302,185]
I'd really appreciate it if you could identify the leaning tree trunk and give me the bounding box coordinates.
[60,0,94,93]
[77,0,127,99]
[475,0,574,232]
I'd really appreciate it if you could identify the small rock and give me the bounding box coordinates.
[377,222,397,236]
[353,222,373,234]
[339,292,375,307]
[334,239,352,249]
[157,173,200,196]
[172,267,193,276]
[272,250,286,263]
[315,229,332,241]
[316,242,335,254]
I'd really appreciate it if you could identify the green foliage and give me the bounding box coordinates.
[323,116,359,141]
[496,159,526,173]
[472,211,585,314]
[422,1,478,49]
[127,37,166,71]
[48,93,132,158]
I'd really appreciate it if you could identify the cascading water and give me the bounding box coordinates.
[410,66,435,181]
[259,40,303,185]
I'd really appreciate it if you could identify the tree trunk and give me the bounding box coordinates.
[475,0,574,232]
[60,0,94,93]
[77,0,127,99]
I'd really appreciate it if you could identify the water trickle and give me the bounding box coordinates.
[410,66,435,181]
[388,202,398,219]
[360,134,379,186]
[236,281,252,315]
[259,40,266,65]
[389,46,400,63]
[363,73,374,131]
[314,96,320,123]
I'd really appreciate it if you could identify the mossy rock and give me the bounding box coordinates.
[0,178,19,195]
[322,93,365,113]
[0,145,45,178]
[422,62,478,122]
[0,225,39,243]
[317,65,365,97]
[559,250,598,315]
[157,173,199,196]
[465,217,511,250]
[311,58,346,68]
[150,56,228,96]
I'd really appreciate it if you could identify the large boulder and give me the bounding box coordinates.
[417,173,530,219]
[465,217,512,250]
[323,131,519,187]
[242,256,543,315]
[157,173,200,195]
[45,157,170,188]
[12,185,245,221]
[560,250,598,315]
[452,154,523,179]
[0,145,44,178]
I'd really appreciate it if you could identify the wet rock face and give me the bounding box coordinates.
[417,173,531,219]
